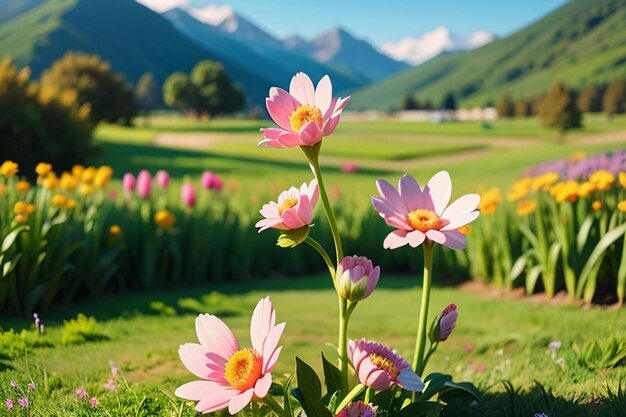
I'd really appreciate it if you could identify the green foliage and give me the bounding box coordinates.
[496,94,514,118]
[402,94,419,110]
[0,328,48,357]
[603,79,626,118]
[441,92,457,110]
[574,336,626,370]
[61,313,105,345]
[538,82,582,137]
[514,98,531,118]
[134,72,162,111]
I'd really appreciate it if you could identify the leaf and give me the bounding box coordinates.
[295,357,333,417]
[277,227,310,248]
[398,401,444,417]
[439,380,483,403]
[509,253,529,282]
[321,353,345,396]
[576,216,594,253]
[526,265,543,295]
[1,225,28,253]
[420,373,452,401]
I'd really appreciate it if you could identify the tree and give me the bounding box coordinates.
[402,94,419,110]
[40,52,136,125]
[603,79,626,119]
[531,95,544,116]
[0,57,94,174]
[496,94,514,118]
[135,72,162,112]
[514,98,530,118]
[538,82,582,142]
[163,60,245,118]
[577,85,601,113]
[421,99,433,110]
[441,92,457,110]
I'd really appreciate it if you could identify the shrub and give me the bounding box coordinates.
[61,314,106,345]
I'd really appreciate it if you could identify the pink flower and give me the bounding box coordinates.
[255,180,319,232]
[75,387,88,398]
[335,256,380,302]
[371,171,480,250]
[122,173,136,193]
[336,401,376,417]
[5,399,13,410]
[136,170,152,199]
[10,380,17,388]
[175,297,285,415]
[464,344,473,352]
[342,162,358,173]
[475,364,486,373]
[156,170,170,189]
[108,190,117,201]
[438,304,458,342]
[348,338,423,392]
[89,397,99,407]
[109,361,120,378]
[104,379,116,391]
[260,72,350,148]
[181,182,196,208]
[17,398,28,408]
[27,383,36,390]
[201,171,223,191]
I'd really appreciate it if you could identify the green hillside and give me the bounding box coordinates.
[350,0,626,110]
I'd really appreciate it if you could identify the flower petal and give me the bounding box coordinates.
[281,207,305,229]
[427,171,452,216]
[296,194,313,225]
[277,131,300,147]
[376,179,407,215]
[289,72,315,106]
[372,196,412,230]
[366,369,392,391]
[175,380,224,401]
[263,322,286,362]
[383,230,409,249]
[194,389,238,414]
[425,230,446,245]
[266,88,299,131]
[397,369,424,392]
[298,121,323,146]
[263,345,282,373]
[314,75,332,115]
[406,230,426,248]
[254,373,273,398]
[322,114,340,136]
[250,297,275,353]
[196,314,239,359]
[179,343,219,379]
[308,179,320,206]
[228,388,254,414]
[441,230,467,250]
[399,174,435,212]
[440,194,481,230]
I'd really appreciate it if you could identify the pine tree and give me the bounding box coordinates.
[514,98,530,118]
[496,94,514,118]
[402,94,419,110]
[603,79,626,119]
[538,82,582,142]
[577,85,601,113]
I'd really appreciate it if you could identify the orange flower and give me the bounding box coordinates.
[517,200,537,216]
[478,187,501,214]
[592,200,603,212]
[619,172,626,189]
[109,225,122,236]
[155,209,176,229]
[0,161,18,178]
[35,162,53,177]
[618,200,626,213]
[51,194,68,207]
[578,181,596,198]
[531,173,560,191]
[16,180,30,192]
[589,170,615,191]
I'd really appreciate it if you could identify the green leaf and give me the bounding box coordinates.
[277,227,311,248]
[295,357,332,417]
[398,401,443,417]
[576,216,594,253]
[321,353,345,396]
[421,373,452,401]
[1,225,28,253]
[526,265,543,295]
[509,253,529,282]
[440,380,483,403]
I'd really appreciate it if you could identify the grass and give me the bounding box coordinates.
[1,276,625,416]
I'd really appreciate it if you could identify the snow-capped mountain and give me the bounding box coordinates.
[381,27,494,66]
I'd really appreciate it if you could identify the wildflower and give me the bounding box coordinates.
[531,173,559,191]
[548,341,562,356]
[51,194,68,207]
[260,72,350,147]
[201,171,223,191]
[15,214,27,223]
[464,344,473,352]
[342,162,358,173]
[618,200,626,212]
[255,180,319,232]
[516,200,537,216]
[93,166,113,188]
[348,338,423,392]
[175,297,285,414]
[79,183,94,195]
[60,172,78,190]
[13,202,26,214]
[15,180,30,192]
[89,397,99,407]
[589,170,615,191]
[181,182,196,208]
[123,173,136,193]
[478,187,501,214]
[336,401,376,417]
[137,170,152,199]
[10,380,17,388]
[592,200,603,212]
[109,361,120,378]
[551,181,579,203]
[619,172,626,189]
[33,313,44,334]
[334,256,380,302]
[17,398,28,408]
[430,304,458,343]
[0,161,19,177]
[81,166,97,184]
[35,162,52,177]
[71,165,85,177]
[109,225,122,236]
[156,170,170,189]
[5,399,13,410]
[155,210,176,230]
[65,199,77,209]
[104,379,116,391]
[507,178,532,202]
[475,364,486,373]
[577,181,596,198]
[75,387,88,398]
[371,172,480,250]
[27,383,35,390]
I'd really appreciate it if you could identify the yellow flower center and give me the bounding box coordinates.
[279,197,298,214]
[289,105,323,132]
[406,209,444,232]
[369,353,399,380]
[224,348,263,391]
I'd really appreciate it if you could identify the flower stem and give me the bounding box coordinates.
[334,383,365,413]
[338,296,349,391]
[412,242,433,374]
[262,395,288,417]
[305,237,335,278]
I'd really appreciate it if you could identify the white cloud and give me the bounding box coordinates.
[135,0,189,13]
[188,4,234,27]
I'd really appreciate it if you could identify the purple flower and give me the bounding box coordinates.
[9,380,17,388]
[17,398,28,408]
[438,304,458,342]
[5,399,13,410]
[104,379,116,391]
[89,397,99,407]
[75,387,88,398]
[336,401,376,417]
[27,383,36,390]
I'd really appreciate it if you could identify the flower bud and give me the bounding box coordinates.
[201,171,223,191]
[136,170,152,199]
[156,170,170,189]
[123,173,136,193]
[181,182,196,208]
[429,304,458,343]
[334,256,380,302]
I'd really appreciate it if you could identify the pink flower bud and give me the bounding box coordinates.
[201,171,223,191]
[136,170,152,199]
[335,255,380,302]
[156,170,170,189]
[438,304,458,341]
[181,182,196,208]
[122,173,135,193]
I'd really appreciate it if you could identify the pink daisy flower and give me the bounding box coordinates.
[260,72,350,148]
[175,297,285,415]
[255,180,319,232]
[348,338,423,392]
[371,171,480,250]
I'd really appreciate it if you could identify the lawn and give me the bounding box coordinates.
[1,276,625,416]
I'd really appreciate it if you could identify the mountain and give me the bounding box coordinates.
[349,0,626,111]
[381,27,493,65]
[286,27,410,82]
[0,0,281,106]
[162,8,366,94]
[0,0,44,23]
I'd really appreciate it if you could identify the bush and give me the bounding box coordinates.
[61,314,106,345]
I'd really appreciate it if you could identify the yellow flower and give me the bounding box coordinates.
[507,177,532,202]
[26,204,35,214]
[0,160,19,178]
[16,180,30,192]
[15,214,28,223]
[618,200,626,213]
[531,172,560,191]
[35,162,52,177]
[553,181,579,204]
[65,199,77,209]
[589,170,615,191]
[578,181,596,198]
[72,165,85,178]
[0,183,5,195]
[568,152,585,162]
[60,172,78,190]
[42,173,59,190]
[109,225,122,236]
[619,172,626,189]
[93,166,113,188]
[13,201,27,214]
[517,200,537,215]
[81,166,97,184]
[592,200,603,212]
[478,187,501,214]
[51,194,68,207]
[155,209,176,229]
[457,225,470,235]
[79,183,94,195]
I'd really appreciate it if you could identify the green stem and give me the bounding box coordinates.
[262,395,288,417]
[338,296,349,391]
[412,242,433,374]
[305,237,335,278]
[418,342,438,376]
[335,383,365,413]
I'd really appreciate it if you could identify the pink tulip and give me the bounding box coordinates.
[342,162,358,173]
[122,173,136,193]
[260,72,350,148]
[255,180,319,232]
[181,182,196,208]
[335,256,380,302]
[136,170,152,199]
[201,171,223,191]
[156,170,170,189]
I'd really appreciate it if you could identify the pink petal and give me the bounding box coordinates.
[259,203,280,219]
[322,114,340,136]
[196,314,239,359]
[263,346,282,373]
[289,72,315,106]
[296,194,313,225]
[178,343,219,379]
[281,207,305,229]
[266,88,299,131]
[277,131,300,147]
[308,180,320,206]
[334,96,350,113]
[366,369,392,391]
[263,322,286,361]
[255,218,286,232]
[298,121,323,146]
[195,389,238,414]
[260,128,287,140]
[427,171,452,216]
[425,230,446,245]
[254,373,273,398]
[376,179,408,215]
[175,380,225,401]
[440,194,481,230]
[371,197,412,230]
[250,297,275,353]
[406,230,426,248]
[258,138,282,148]
[314,75,332,115]
[357,357,378,384]
[228,388,254,414]
[399,175,435,212]
[383,230,409,249]
[441,230,467,250]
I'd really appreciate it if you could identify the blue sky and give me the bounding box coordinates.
[188,0,570,44]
